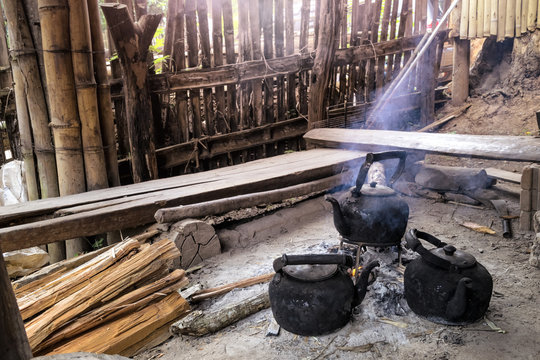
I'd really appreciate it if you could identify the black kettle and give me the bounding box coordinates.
[268,254,379,336]
[404,229,493,325]
[326,151,409,246]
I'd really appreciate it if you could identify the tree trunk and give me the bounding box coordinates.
[0,244,33,360]
[101,3,161,183]
[2,0,60,200]
[87,0,121,188]
[308,0,342,129]
[38,0,88,258]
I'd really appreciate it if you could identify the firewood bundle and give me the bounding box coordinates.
[13,238,190,357]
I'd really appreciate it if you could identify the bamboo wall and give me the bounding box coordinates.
[452,0,540,40]
[109,0,447,177]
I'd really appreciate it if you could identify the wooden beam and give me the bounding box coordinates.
[304,128,540,162]
[0,245,32,360]
[452,38,470,105]
[139,31,449,94]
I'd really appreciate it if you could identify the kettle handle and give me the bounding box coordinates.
[273,254,354,273]
[353,151,407,195]
[405,229,453,270]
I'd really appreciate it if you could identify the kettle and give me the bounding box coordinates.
[326,151,409,246]
[268,254,379,336]
[404,229,493,325]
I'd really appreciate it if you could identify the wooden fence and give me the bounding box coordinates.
[107,0,448,180]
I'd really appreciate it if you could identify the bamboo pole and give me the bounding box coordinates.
[515,0,522,35]
[477,0,485,36]
[2,0,60,200]
[87,0,121,188]
[469,0,477,38]
[498,0,507,41]
[538,0,540,28]
[491,0,498,35]
[38,0,88,258]
[529,0,538,30]
[484,0,491,36]
[460,0,470,38]
[10,64,39,201]
[68,0,108,191]
[522,0,528,33]
[506,0,516,36]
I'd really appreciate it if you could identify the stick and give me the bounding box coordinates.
[417,104,471,132]
[190,273,274,302]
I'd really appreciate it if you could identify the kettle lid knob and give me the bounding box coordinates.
[443,245,456,256]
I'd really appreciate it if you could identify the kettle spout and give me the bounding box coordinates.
[353,260,380,307]
[446,277,473,320]
[325,195,349,237]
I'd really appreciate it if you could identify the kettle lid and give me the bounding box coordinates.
[354,182,396,197]
[283,264,338,282]
[430,245,477,269]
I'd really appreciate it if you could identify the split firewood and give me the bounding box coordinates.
[35,269,188,353]
[460,222,496,235]
[25,239,180,350]
[13,244,114,295]
[45,292,190,356]
[190,273,274,302]
[17,240,140,320]
[171,289,270,336]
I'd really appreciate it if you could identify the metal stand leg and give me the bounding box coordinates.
[397,244,402,267]
[354,244,363,283]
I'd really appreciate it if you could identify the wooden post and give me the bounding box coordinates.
[39,0,88,259]
[101,3,161,183]
[307,0,342,129]
[0,245,33,360]
[2,0,60,200]
[87,0,121,188]
[68,0,109,191]
[452,38,470,105]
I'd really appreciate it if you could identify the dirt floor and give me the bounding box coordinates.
[136,189,539,360]
[135,34,540,360]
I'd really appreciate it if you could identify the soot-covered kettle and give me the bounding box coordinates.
[404,229,493,325]
[326,151,409,246]
[268,253,379,336]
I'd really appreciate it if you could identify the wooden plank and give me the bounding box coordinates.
[460,0,469,38]
[477,0,485,36]
[304,128,540,162]
[515,0,522,36]
[491,0,498,35]
[527,0,537,30]
[0,149,367,251]
[484,0,491,36]
[485,167,522,184]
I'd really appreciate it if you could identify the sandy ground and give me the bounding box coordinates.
[136,189,539,360]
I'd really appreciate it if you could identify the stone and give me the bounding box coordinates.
[169,219,221,269]
[534,211,540,233]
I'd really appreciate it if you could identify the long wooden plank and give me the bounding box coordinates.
[0,149,367,251]
[304,128,540,162]
[485,167,521,184]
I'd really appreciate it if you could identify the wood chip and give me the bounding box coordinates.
[460,222,497,235]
